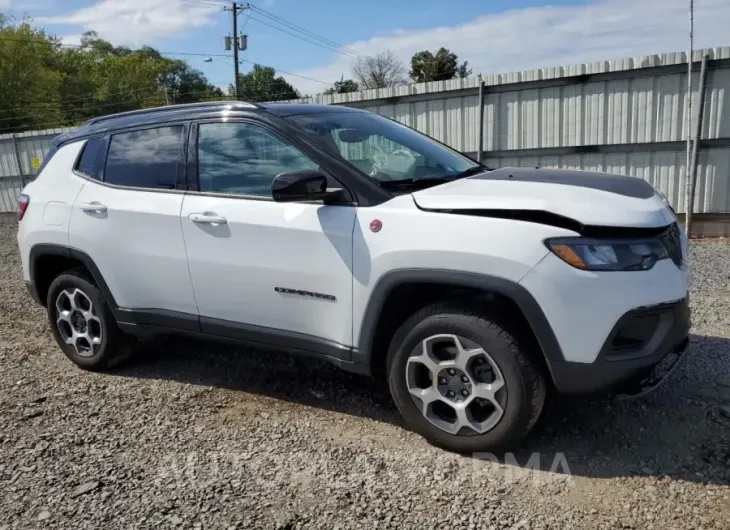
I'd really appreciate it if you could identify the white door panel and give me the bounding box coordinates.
[180,195,356,346]
[69,183,197,314]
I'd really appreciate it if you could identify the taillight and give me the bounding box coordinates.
[18,194,30,221]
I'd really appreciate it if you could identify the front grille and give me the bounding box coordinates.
[660,223,683,267]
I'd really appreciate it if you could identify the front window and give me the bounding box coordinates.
[197,122,317,197]
[285,111,481,186]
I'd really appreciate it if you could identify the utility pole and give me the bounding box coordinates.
[224,2,241,99]
[684,0,694,237]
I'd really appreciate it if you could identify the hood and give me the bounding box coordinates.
[411,167,676,230]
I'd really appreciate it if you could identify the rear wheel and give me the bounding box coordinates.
[387,302,546,453]
[46,269,135,371]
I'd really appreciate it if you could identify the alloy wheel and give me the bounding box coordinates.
[55,288,103,357]
[405,334,507,435]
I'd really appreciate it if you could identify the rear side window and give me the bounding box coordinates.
[74,137,104,178]
[104,126,184,189]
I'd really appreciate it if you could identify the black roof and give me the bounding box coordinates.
[262,103,364,117]
[52,101,366,146]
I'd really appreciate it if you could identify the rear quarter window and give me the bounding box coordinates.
[74,137,105,178]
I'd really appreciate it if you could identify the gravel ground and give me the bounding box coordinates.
[1,214,729,530]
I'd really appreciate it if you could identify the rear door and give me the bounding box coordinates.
[68,124,199,329]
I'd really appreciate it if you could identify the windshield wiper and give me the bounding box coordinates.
[378,165,491,191]
[451,164,491,179]
[378,176,454,191]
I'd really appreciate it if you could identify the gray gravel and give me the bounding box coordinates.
[1,214,729,530]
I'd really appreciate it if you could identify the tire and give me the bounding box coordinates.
[386,302,546,454]
[46,268,135,371]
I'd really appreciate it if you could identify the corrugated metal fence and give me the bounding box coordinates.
[2,46,729,214]
[0,128,72,212]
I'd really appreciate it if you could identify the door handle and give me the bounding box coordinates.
[79,202,108,213]
[188,213,228,225]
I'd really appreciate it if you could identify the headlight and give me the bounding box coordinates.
[546,237,669,271]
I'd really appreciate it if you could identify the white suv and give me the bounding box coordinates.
[17,101,690,453]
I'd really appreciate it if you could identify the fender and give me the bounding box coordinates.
[353,269,565,366]
[29,243,202,333]
[30,243,120,309]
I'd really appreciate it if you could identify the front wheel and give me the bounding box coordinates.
[386,303,546,454]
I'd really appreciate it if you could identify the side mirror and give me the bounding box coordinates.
[271,169,342,203]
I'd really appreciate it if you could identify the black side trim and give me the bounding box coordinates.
[200,316,351,361]
[433,209,584,233]
[29,244,365,374]
[354,269,564,364]
[117,308,201,333]
[118,321,368,375]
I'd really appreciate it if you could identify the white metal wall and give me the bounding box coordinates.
[1,47,729,214]
[0,128,72,212]
[286,46,730,215]
[484,147,730,214]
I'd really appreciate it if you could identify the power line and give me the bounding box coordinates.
[246,15,358,58]
[236,57,330,86]
[0,37,331,90]
[0,79,310,125]
[0,68,327,121]
[246,15,359,59]
[179,0,365,62]
[247,3,365,58]
[178,0,230,7]
[0,93,300,133]
[0,37,231,58]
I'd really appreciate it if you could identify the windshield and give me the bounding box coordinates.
[285,111,480,183]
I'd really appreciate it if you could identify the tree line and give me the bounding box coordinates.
[0,15,306,134]
[326,48,471,95]
[0,14,472,133]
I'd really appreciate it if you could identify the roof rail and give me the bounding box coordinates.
[84,100,261,126]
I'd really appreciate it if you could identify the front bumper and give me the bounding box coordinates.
[548,297,691,396]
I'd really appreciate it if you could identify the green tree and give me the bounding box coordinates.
[159,59,224,103]
[323,76,359,95]
[409,47,471,83]
[0,20,226,133]
[233,64,299,102]
[0,15,63,133]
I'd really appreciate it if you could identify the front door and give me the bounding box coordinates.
[180,120,356,354]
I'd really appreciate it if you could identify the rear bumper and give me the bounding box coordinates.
[549,297,691,396]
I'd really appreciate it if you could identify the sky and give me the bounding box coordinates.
[3,0,730,96]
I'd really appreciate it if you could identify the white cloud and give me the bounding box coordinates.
[0,0,11,8]
[37,0,219,47]
[284,0,730,95]
[60,34,83,47]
